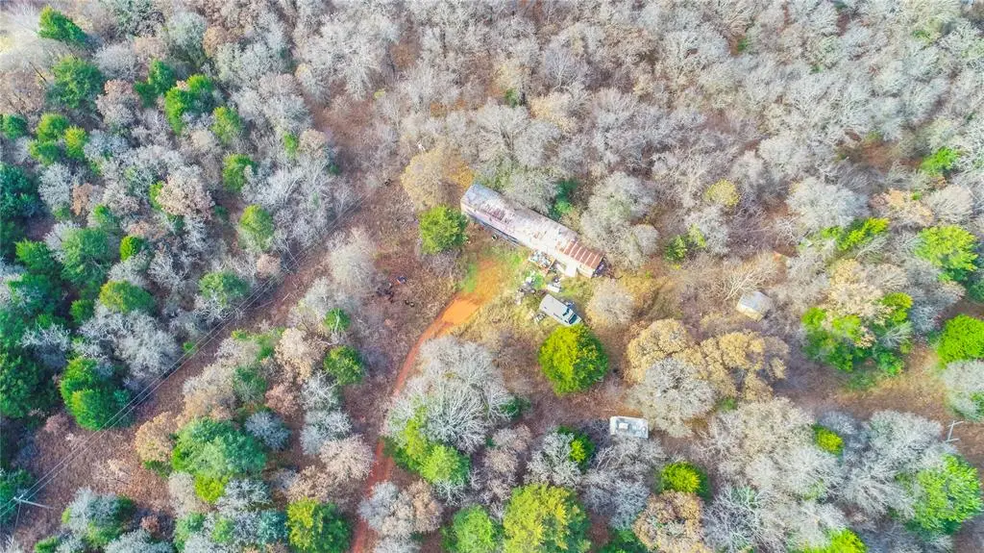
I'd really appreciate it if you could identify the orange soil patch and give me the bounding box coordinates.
[350,259,506,552]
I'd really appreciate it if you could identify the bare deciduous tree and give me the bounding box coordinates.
[104,530,173,553]
[787,178,867,234]
[582,437,666,529]
[941,360,984,421]
[358,480,442,540]
[328,228,378,298]
[296,3,399,97]
[698,400,847,551]
[525,431,583,489]
[628,358,717,438]
[245,411,290,450]
[168,472,205,516]
[386,337,512,455]
[474,425,533,514]
[318,435,373,485]
[836,410,951,522]
[586,279,635,328]
[715,254,779,302]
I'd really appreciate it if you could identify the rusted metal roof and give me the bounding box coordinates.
[559,241,604,272]
[461,184,604,275]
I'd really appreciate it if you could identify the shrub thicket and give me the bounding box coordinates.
[419,205,468,254]
[323,345,364,385]
[286,499,351,553]
[502,484,589,553]
[936,315,984,365]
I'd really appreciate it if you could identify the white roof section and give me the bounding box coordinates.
[609,416,649,439]
[461,184,604,277]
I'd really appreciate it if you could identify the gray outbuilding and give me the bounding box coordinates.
[736,290,773,320]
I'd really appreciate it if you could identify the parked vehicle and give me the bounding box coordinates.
[538,294,581,326]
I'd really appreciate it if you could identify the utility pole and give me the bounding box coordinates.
[13,495,52,510]
[12,495,53,529]
[945,420,964,443]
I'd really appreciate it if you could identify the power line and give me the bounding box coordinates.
[8,188,374,512]
[4,184,379,518]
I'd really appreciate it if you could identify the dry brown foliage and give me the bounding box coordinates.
[256,253,282,279]
[139,515,162,536]
[134,411,176,465]
[825,260,892,323]
[157,169,213,220]
[403,481,443,534]
[626,319,787,401]
[42,413,72,435]
[265,382,300,417]
[625,319,693,382]
[299,129,330,157]
[287,466,333,504]
[634,492,711,553]
[529,92,576,133]
[399,143,473,210]
[71,183,100,217]
[132,35,168,65]
[276,328,327,382]
[202,26,232,58]
[679,331,788,401]
[874,189,934,228]
[180,367,237,424]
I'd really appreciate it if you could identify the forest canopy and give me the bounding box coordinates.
[2,1,984,552]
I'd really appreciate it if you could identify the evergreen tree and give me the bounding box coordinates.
[538,325,609,395]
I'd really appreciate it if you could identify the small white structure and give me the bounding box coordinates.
[539,294,581,326]
[736,290,773,321]
[609,416,649,439]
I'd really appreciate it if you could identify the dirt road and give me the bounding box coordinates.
[350,259,503,552]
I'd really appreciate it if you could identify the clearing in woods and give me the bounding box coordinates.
[350,256,509,552]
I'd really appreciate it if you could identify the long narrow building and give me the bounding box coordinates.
[460,183,605,277]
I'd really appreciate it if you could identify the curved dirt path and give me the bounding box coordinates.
[350,260,502,552]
